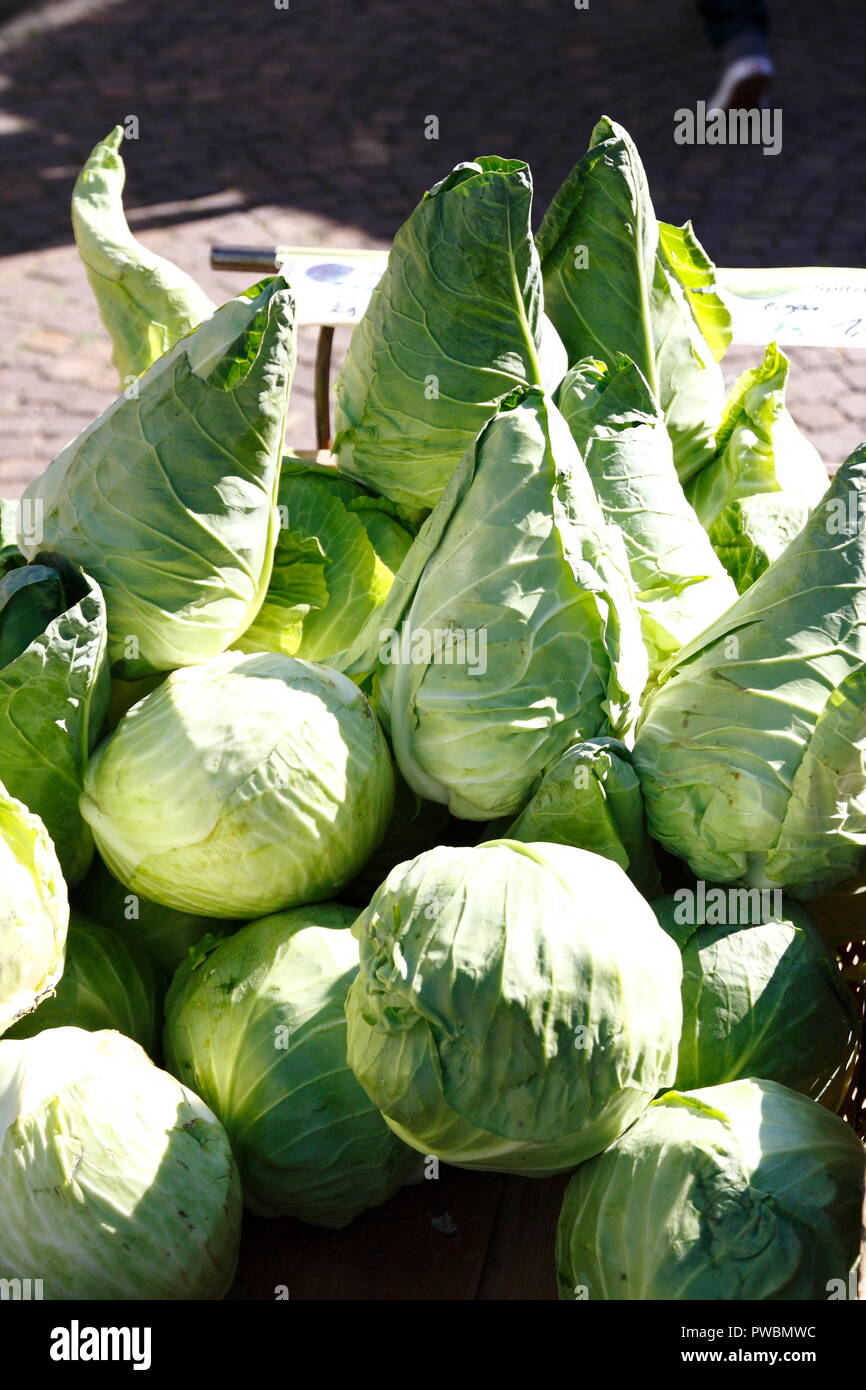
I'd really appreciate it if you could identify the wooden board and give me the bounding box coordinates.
[228,1168,570,1301]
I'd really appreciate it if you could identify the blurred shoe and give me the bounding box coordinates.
[708,53,774,112]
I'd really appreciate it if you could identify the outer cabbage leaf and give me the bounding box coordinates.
[538,313,569,394]
[72,127,216,383]
[336,386,647,820]
[633,444,866,898]
[537,116,725,482]
[0,784,68,1036]
[6,912,158,1056]
[164,906,422,1228]
[0,556,109,884]
[558,355,737,672]
[686,343,829,592]
[653,893,858,1106]
[657,220,732,362]
[74,855,235,987]
[346,841,682,1173]
[555,1079,865,1300]
[501,737,661,898]
[334,156,543,509]
[237,458,413,660]
[19,278,297,678]
[0,501,25,580]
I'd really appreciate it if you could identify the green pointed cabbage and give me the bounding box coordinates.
[686,343,829,592]
[555,1079,865,1300]
[654,893,858,1106]
[634,444,866,898]
[6,912,158,1056]
[346,841,682,1174]
[557,355,737,672]
[0,785,68,1036]
[0,556,109,884]
[164,905,422,1228]
[20,277,297,678]
[0,1028,241,1299]
[80,650,395,918]
[72,127,216,383]
[338,386,647,821]
[334,156,544,509]
[537,117,726,482]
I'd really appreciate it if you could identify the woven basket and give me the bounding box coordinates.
[810,898,866,1297]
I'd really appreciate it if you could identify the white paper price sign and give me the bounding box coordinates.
[272,248,866,349]
[717,267,866,349]
[274,247,389,327]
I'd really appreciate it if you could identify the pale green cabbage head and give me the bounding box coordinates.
[556,1079,865,1300]
[0,1028,241,1299]
[500,737,661,898]
[237,458,413,661]
[334,156,545,509]
[71,127,216,383]
[0,555,109,885]
[537,117,727,482]
[557,354,737,672]
[0,784,68,1036]
[20,277,297,678]
[634,444,866,898]
[686,343,829,592]
[654,893,858,1106]
[164,905,422,1228]
[338,386,647,821]
[6,912,158,1056]
[80,650,395,918]
[346,840,682,1174]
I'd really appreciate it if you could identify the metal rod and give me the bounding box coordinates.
[315,326,335,452]
[210,246,280,273]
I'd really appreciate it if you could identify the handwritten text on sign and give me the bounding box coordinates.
[716,268,866,349]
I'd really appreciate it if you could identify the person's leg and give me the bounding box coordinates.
[698,0,773,110]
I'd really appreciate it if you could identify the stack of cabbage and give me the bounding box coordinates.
[0,117,862,1303]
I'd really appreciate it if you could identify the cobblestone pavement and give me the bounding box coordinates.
[0,0,864,494]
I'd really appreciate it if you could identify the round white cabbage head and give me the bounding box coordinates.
[0,1027,242,1299]
[346,840,683,1173]
[80,650,395,918]
[556,1078,866,1301]
[164,904,422,1228]
[0,784,68,1036]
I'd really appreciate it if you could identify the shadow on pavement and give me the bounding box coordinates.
[0,0,862,265]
